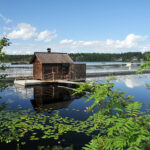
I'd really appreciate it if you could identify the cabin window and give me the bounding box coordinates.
[62,64,69,67]
[58,65,62,73]
[52,67,57,73]
[62,64,69,74]
[49,67,52,72]
[44,66,52,74]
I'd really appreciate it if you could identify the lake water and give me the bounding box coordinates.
[0,84,94,150]
[0,62,142,76]
[0,63,150,150]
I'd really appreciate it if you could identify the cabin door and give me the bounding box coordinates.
[52,66,57,73]
[52,65,58,80]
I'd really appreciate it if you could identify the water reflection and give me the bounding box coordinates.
[14,86,33,99]
[30,85,75,113]
[0,102,7,112]
[87,74,147,88]
[123,78,145,88]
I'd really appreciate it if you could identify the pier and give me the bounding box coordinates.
[14,79,80,88]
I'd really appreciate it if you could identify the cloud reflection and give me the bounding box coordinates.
[12,86,33,99]
[123,78,145,88]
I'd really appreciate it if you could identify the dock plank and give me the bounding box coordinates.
[14,80,80,87]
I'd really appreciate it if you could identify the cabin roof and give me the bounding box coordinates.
[30,52,74,64]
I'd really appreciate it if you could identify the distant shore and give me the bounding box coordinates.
[0,52,147,63]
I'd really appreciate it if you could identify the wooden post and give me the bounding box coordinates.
[53,72,54,81]
[52,86,55,97]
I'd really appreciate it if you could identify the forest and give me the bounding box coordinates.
[1,52,149,63]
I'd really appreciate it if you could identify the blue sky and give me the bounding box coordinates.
[0,0,150,54]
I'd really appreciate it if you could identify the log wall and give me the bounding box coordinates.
[70,64,86,81]
[42,64,70,80]
[33,57,42,80]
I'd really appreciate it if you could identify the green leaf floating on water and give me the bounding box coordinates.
[0,108,99,144]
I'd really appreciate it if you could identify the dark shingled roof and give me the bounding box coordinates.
[30,52,74,64]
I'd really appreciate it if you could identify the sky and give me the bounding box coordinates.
[1,0,150,54]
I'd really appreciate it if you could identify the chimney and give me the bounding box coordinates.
[47,48,51,53]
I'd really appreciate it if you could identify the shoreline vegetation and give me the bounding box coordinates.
[1,52,149,63]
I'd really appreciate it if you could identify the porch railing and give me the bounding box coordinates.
[43,73,70,81]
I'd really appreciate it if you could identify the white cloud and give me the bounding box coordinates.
[3,43,56,54]
[0,14,12,24]
[3,34,149,54]
[36,30,57,42]
[106,34,146,49]
[60,39,74,44]
[59,34,147,52]
[7,23,57,42]
[7,23,37,40]
[140,45,150,53]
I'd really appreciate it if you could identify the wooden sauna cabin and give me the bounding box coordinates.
[30,49,86,81]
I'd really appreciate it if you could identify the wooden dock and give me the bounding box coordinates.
[14,79,80,87]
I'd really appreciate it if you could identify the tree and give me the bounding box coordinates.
[0,36,11,51]
[136,52,150,73]
[73,77,150,150]
[0,36,11,77]
[0,36,11,111]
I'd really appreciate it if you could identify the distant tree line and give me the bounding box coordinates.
[1,52,150,63]
[69,52,148,62]
[0,55,32,63]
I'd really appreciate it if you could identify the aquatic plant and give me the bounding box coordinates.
[0,107,98,144]
[37,145,74,150]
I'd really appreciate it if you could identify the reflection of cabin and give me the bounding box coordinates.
[30,85,74,112]
[30,49,86,81]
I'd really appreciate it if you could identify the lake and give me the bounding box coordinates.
[0,63,150,150]
[0,62,142,76]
